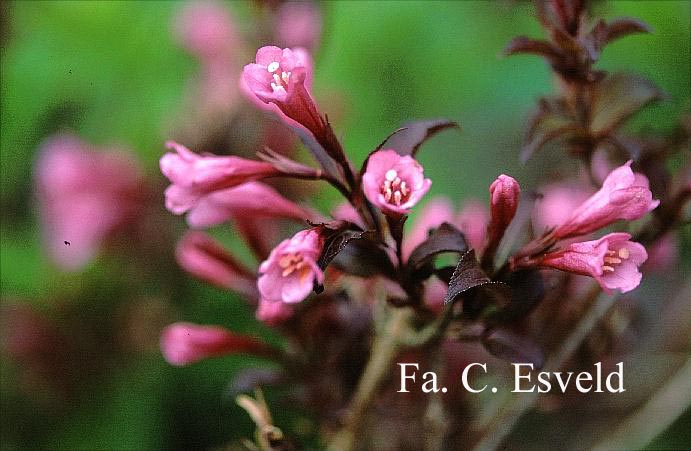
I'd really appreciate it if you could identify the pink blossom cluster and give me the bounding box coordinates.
[156,44,661,367]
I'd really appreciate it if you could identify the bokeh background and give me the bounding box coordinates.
[1,1,689,449]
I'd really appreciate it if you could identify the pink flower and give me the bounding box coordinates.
[160,141,279,214]
[185,181,320,228]
[554,161,659,239]
[539,232,648,293]
[276,2,322,51]
[257,228,325,304]
[402,198,454,259]
[532,182,592,233]
[173,1,237,62]
[455,200,489,251]
[256,298,294,326]
[160,322,270,366]
[176,231,257,298]
[241,46,323,134]
[362,149,432,216]
[35,134,144,271]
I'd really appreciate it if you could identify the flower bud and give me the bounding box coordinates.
[553,161,659,239]
[160,322,270,366]
[483,174,520,262]
[160,140,279,215]
[176,231,257,298]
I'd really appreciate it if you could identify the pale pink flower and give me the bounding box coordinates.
[257,228,325,304]
[35,134,143,271]
[402,198,454,259]
[276,2,322,51]
[532,182,592,233]
[539,232,648,293]
[554,161,659,239]
[161,322,270,366]
[160,140,279,214]
[455,200,489,251]
[362,150,432,216]
[256,298,294,326]
[241,46,323,134]
[176,231,257,297]
[185,181,319,228]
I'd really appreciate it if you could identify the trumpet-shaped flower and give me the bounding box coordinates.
[539,232,647,293]
[160,322,270,366]
[160,141,279,214]
[175,231,257,298]
[257,228,325,304]
[362,150,432,216]
[185,181,319,228]
[35,134,144,271]
[554,161,659,239]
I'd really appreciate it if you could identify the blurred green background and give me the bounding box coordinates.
[1,1,689,449]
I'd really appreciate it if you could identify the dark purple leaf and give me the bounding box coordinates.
[504,36,563,64]
[317,228,367,270]
[590,73,665,136]
[522,98,582,162]
[487,269,545,324]
[329,237,396,278]
[407,222,468,273]
[482,328,545,368]
[604,17,651,44]
[444,250,509,307]
[377,119,460,157]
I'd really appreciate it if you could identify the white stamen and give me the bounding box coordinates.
[400,181,408,196]
[602,265,615,272]
[618,248,630,259]
[281,71,290,83]
[385,169,398,181]
[267,61,280,73]
[604,257,622,264]
[393,190,402,206]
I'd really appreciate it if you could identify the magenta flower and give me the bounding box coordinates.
[185,181,320,229]
[160,141,279,215]
[257,228,325,304]
[539,232,648,293]
[362,149,432,216]
[160,322,270,366]
[242,46,323,135]
[554,161,659,239]
[35,134,144,271]
[176,231,257,298]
